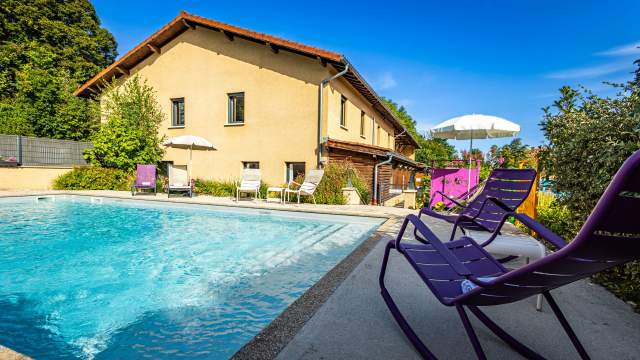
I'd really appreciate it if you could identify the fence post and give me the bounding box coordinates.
[17,135,22,165]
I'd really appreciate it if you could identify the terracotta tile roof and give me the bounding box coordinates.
[74,11,420,148]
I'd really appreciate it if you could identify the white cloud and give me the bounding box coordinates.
[545,61,631,80]
[595,41,640,57]
[375,72,397,90]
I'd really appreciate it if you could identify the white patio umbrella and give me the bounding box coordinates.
[430,114,520,194]
[162,135,216,180]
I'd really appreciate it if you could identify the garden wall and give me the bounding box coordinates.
[0,166,71,190]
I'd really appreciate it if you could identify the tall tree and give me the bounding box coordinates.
[382,98,456,163]
[486,138,529,168]
[0,0,117,140]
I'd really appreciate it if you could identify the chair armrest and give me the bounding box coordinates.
[397,215,472,276]
[429,190,465,209]
[512,213,568,250]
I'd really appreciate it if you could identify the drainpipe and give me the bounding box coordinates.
[317,63,350,167]
[373,153,394,205]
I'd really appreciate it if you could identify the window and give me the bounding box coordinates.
[340,96,347,128]
[171,98,185,127]
[286,162,305,184]
[228,92,245,124]
[360,111,366,137]
[242,161,259,169]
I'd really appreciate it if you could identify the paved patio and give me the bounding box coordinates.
[1,191,639,359]
[277,219,640,359]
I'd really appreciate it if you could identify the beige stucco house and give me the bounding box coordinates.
[75,11,423,204]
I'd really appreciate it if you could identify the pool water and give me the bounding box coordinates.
[0,196,382,359]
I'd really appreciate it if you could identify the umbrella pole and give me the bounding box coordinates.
[468,136,473,198]
[189,145,193,183]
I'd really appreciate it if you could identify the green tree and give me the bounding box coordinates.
[487,138,529,168]
[0,0,116,139]
[382,98,456,163]
[86,76,165,170]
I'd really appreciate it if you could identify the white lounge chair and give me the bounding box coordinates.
[236,168,261,201]
[285,169,324,204]
[167,164,192,197]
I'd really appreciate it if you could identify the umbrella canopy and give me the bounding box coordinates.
[430,114,520,140]
[162,135,216,150]
[163,135,216,182]
[430,114,520,195]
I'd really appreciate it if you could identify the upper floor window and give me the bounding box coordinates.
[171,98,185,127]
[360,111,366,137]
[340,96,347,128]
[228,92,245,124]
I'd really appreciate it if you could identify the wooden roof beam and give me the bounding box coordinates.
[221,30,234,41]
[147,43,161,54]
[266,42,279,54]
[182,19,196,30]
[115,66,129,76]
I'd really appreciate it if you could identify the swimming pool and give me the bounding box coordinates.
[0,196,382,359]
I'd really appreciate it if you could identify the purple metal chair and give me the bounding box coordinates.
[419,168,537,245]
[131,164,157,196]
[380,150,640,359]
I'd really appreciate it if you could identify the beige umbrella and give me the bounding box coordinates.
[162,135,216,180]
[431,114,520,194]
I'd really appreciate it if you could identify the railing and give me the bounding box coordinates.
[0,135,92,167]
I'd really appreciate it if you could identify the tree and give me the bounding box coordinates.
[86,76,165,170]
[382,97,456,163]
[486,138,529,168]
[0,0,117,140]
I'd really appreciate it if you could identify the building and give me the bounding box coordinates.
[75,11,423,205]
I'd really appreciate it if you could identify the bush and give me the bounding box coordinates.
[85,76,165,170]
[312,161,369,205]
[540,74,640,306]
[535,192,578,242]
[53,166,133,190]
[194,179,269,198]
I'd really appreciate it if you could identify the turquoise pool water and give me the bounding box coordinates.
[0,196,382,359]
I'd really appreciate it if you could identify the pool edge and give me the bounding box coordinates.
[230,218,395,360]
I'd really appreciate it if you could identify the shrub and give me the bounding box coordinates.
[53,166,133,190]
[540,73,640,306]
[535,192,578,242]
[193,179,269,198]
[311,161,370,205]
[85,76,165,170]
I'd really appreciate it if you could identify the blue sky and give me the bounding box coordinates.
[93,0,640,153]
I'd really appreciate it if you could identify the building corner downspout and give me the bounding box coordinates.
[373,153,393,205]
[317,63,349,167]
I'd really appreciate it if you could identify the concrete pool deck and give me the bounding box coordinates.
[1,190,639,359]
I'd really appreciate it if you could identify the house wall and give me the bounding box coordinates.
[107,27,330,186]
[324,78,396,151]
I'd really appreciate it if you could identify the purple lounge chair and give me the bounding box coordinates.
[418,168,537,245]
[131,164,157,196]
[380,150,640,359]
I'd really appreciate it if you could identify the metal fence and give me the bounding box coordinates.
[0,135,93,166]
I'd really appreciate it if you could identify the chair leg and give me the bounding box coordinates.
[544,292,590,360]
[379,241,437,360]
[467,306,545,360]
[456,305,487,360]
